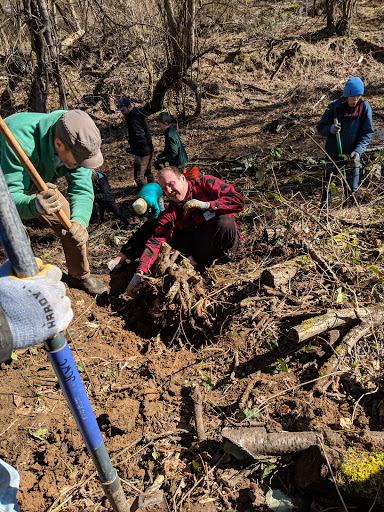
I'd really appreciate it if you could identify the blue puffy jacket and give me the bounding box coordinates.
[317,98,374,161]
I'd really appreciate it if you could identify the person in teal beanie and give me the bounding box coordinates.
[0,109,108,295]
[317,76,374,207]
[97,183,165,273]
[132,182,164,219]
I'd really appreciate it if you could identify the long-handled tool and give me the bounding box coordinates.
[331,102,344,158]
[0,155,129,509]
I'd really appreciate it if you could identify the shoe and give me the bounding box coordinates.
[63,274,109,295]
[91,262,124,276]
[91,263,111,276]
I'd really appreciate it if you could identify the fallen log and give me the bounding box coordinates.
[261,260,298,288]
[222,427,341,457]
[222,427,384,458]
[289,305,384,343]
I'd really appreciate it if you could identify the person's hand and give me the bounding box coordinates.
[351,151,360,164]
[35,183,62,215]
[61,221,88,247]
[127,273,142,297]
[0,258,73,350]
[183,199,210,213]
[330,124,341,134]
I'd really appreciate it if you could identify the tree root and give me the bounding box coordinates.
[138,242,214,333]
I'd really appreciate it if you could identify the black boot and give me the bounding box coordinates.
[63,274,109,295]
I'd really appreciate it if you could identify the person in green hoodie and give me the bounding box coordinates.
[154,112,188,171]
[0,109,108,295]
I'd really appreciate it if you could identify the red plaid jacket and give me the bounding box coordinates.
[136,175,244,274]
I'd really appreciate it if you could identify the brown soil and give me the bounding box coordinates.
[1,3,384,512]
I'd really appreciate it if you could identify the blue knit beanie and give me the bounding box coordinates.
[343,77,364,97]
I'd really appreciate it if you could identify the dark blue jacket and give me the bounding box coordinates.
[317,98,374,161]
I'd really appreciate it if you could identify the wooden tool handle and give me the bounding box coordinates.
[0,115,72,230]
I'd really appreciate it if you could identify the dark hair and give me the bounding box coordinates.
[340,96,364,106]
[159,166,183,179]
[156,112,172,125]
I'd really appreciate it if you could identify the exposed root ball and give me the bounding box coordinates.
[137,243,214,332]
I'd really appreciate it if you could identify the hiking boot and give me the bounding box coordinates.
[64,274,109,295]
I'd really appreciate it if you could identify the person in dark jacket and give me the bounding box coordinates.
[91,170,128,227]
[154,112,188,171]
[317,77,374,207]
[116,97,154,187]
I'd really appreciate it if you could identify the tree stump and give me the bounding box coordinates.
[261,260,298,288]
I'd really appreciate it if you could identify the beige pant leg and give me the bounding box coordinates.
[38,191,90,279]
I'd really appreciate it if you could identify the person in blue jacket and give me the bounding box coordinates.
[97,183,164,273]
[317,77,374,207]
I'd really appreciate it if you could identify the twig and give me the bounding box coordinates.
[191,383,207,445]
[258,371,345,413]
[262,284,302,306]
[351,387,379,425]
[319,437,349,512]
[239,373,259,412]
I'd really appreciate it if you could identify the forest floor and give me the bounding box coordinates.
[1,3,384,512]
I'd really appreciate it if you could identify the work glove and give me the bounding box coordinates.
[0,258,73,350]
[330,124,341,135]
[35,183,62,215]
[61,221,88,247]
[183,199,210,214]
[350,151,360,164]
[127,273,142,297]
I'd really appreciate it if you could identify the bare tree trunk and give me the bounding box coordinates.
[326,0,336,34]
[24,0,48,112]
[150,0,200,118]
[36,0,67,109]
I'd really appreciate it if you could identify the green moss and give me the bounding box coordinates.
[284,4,300,14]
[337,449,384,504]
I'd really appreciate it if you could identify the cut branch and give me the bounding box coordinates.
[191,383,206,445]
[314,306,384,393]
[289,306,384,343]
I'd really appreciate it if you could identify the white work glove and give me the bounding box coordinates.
[61,221,88,247]
[127,274,142,297]
[0,258,73,349]
[330,124,341,135]
[183,199,210,214]
[350,151,360,164]
[35,183,63,215]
